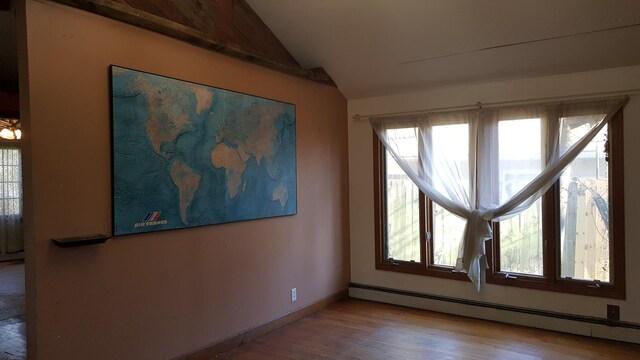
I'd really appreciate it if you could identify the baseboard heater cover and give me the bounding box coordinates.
[349,283,640,344]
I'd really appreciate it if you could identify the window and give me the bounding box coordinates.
[382,128,421,263]
[0,145,24,256]
[488,109,624,298]
[374,124,469,281]
[374,106,625,298]
[0,148,22,216]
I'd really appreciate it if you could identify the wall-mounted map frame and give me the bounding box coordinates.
[110,66,296,236]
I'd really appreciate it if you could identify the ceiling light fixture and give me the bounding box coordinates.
[0,119,22,140]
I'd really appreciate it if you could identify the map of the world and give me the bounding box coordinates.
[111,66,296,236]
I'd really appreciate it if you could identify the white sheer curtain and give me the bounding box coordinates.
[0,146,23,256]
[371,97,627,290]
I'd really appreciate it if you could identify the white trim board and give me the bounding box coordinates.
[349,285,640,344]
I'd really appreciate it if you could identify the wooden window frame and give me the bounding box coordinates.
[373,131,468,281]
[487,109,625,299]
[373,108,626,298]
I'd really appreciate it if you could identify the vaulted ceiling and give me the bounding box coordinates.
[3,1,640,100]
[247,0,640,99]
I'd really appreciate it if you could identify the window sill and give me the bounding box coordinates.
[376,261,470,282]
[487,272,625,299]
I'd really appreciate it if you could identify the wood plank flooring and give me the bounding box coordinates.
[217,299,640,360]
[0,261,26,360]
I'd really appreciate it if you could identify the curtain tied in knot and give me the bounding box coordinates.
[455,209,493,291]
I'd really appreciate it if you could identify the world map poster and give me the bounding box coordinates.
[110,66,297,236]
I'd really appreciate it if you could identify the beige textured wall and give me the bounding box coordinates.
[18,1,349,359]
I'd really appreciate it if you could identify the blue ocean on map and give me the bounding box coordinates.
[111,66,296,235]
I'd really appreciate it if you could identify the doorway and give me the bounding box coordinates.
[0,2,26,359]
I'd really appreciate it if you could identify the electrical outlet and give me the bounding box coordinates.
[291,288,297,302]
[607,304,620,321]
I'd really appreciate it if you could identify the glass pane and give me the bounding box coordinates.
[385,129,420,262]
[498,118,543,275]
[430,124,469,267]
[432,203,466,266]
[431,124,471,196]
[499,199,543,275]
[0,148,22,216]
[560,124,609,282]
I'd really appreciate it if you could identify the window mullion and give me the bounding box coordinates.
[486,115,501,277]
[417,124,430,267]
[543,183,558,284]
[607,108,625,296]
[543,111,557,284]
[420,195,428,267]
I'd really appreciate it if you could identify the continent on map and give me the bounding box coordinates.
[218,103,286,180]
[132,75,193,157]
[188,84,214,115]
[242,105,281,163]
[272,183,288,208]
[170,160,201,224]
[132,76,212,224]
[210,143,247,199]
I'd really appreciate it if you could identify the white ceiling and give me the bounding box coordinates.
[247,0,640,99]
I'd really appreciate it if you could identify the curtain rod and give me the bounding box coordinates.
[352,88,640,121]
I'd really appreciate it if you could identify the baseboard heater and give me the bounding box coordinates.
[349,282,640,343]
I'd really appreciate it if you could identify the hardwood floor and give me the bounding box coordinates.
[0,261,26,360]
[217,299,640,360]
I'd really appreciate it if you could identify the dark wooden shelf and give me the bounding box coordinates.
[52,234,110,248]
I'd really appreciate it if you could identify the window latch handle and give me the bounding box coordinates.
[588,281,602,288]
[505,273,518,280]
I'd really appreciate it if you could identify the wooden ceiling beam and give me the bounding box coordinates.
[50,0,336,87]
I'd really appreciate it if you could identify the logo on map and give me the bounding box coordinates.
[134,211,168,228]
